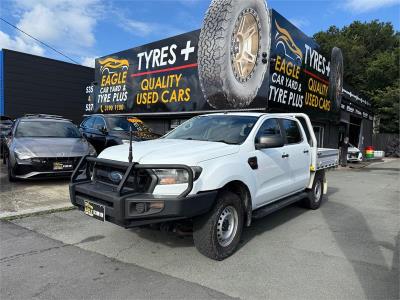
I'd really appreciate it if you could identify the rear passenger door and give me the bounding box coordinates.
[280,118,311,192]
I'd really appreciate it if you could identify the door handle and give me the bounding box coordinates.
[303,150,309,154]
[282,154,289,158]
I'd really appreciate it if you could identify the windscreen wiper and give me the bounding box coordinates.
[215,140,237,145]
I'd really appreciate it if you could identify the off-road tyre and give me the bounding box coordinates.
[7,157,16,182]
[303,171,325,209]
[198,0,271,109]
[193,190,244,260]
[329,47,344,112]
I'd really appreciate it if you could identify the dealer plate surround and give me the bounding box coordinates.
[84,200,105,222]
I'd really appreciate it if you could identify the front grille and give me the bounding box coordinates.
[94,164,153,193]
[15,157,81,175]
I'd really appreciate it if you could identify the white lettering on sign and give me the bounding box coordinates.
[181,41,195,61]
[304,44,330,77]
[136,41,194,71]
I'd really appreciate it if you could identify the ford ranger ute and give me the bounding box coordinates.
[70,113,338,260]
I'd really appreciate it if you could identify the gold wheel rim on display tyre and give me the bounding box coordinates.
[231,9,261,82]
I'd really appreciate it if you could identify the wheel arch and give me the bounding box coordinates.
[221,180,253,227]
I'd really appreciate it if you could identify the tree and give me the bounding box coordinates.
[314,21,399,133]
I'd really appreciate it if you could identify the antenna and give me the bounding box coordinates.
[128,125,133,163]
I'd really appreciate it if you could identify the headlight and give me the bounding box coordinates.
[153,167,202,185]
[14,148,34,160]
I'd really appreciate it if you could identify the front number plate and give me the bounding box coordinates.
[53,162,73,170]
[84,200,105,222]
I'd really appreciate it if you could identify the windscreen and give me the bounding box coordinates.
[106,117,135,131]
[15,121,81,138]
[164,115,258,144]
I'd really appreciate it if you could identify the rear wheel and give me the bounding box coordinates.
[193,190,244,260]
[303,171,324,209]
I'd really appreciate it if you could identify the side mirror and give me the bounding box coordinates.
[256,135,284,150]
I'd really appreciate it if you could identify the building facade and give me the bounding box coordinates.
[0,49,94,124]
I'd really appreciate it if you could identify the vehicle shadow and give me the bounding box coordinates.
[129,225,195,249]
[0,177,70,192]
[240,203,307,247]
[239,187,338,248]
[130,187,341,250]
[0,163,70,189]
[320,201,399,299]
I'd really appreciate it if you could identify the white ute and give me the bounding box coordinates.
[70,112,338,260]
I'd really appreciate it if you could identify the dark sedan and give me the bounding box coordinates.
[6,115,96,181]
[80,115,160,153]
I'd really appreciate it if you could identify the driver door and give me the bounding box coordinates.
[253,118,292,207]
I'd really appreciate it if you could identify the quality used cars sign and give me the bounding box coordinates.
[89,6,342,122]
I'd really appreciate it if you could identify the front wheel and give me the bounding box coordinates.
[193,191,244,260]
[7,157,16,182]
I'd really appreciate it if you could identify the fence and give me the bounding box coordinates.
[372,133,400,157]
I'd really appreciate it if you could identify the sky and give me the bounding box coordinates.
[0,0,399,68]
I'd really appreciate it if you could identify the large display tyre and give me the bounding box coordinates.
[329,47,344,112]
[193,190,244,260]
[198,0,271,109]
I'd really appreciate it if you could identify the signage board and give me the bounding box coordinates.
[88,9,342,122]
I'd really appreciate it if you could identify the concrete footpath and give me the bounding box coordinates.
[0,164,73,219]
[1,159,398,299]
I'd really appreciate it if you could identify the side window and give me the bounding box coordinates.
[82,117,95,129]
[255,118,281,143]
[93,117,106,130]
[282,119,302,144]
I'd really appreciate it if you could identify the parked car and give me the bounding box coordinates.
[347,143,363,162]
[70,113,339,260]
[1,116,13,162]
[79,115,160,153]
[6,114,96,181]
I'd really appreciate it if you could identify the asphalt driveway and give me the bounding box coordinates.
[1,159,399,299]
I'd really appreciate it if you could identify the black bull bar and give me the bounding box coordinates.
[69,156,217,227]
